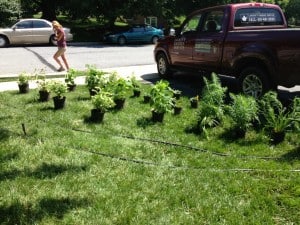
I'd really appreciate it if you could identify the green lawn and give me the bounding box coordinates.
[0,84,299,224]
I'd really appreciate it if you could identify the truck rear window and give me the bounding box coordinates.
[234,8,284,27]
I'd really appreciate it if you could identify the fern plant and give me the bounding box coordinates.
[227,93,258,137]
[196,73,227,135]
[258,91,299,143]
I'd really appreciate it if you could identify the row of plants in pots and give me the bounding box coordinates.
[189,73,300,144]
[17,69,79,109]
[84,67,300,144]
[17,67,300,145]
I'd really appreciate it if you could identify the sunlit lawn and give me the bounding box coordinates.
[0,85,299,224]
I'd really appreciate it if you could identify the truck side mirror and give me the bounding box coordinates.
[169,28,175,36]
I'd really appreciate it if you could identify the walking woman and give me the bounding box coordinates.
[52,20,69,72]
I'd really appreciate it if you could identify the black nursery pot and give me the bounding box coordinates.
[90,109,105,123]
[114,98,125,109]
[151,110,165,123]
[173,106,182,115]
[143,95,151,103]
[270,131,285,145]
[67,84,76,91]
[18,83,29,94]
[190,100,198,108]
[133,89,141,97]
[53,96,66,110]
[39,90,50,102]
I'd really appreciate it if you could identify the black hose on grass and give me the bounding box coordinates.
[71,128,280,160]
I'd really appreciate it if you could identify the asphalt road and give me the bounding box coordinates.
[0,43,156,76]
[1,43,299,100]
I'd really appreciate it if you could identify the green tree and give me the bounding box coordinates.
[0,0,21,26]
[20,0,59,20]
[286,0,300,23]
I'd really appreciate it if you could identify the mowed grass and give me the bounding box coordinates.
[0,84,299,225]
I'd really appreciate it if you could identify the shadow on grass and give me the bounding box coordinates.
[0,163,87,181]
[0,152,19,164]
[29,163,88,179]
[219,128,264,146]
[0,128,11,141]
[136,116,156,128]
[0,197,90,224]
[279,146,300,162]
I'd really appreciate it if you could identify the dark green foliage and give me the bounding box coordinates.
[196,73,227,135]
[0,0,21,27]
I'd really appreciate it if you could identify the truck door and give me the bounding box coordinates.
[169,14,202,68]
[193,10,225,73]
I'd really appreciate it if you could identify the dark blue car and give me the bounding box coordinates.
[104,24,164,45]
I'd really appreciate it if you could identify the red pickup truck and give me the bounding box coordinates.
[154,3,300,97]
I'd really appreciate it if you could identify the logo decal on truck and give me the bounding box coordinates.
[174,37,185,50]
[195,39,217,54]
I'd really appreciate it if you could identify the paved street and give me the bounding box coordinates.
[0,43,299,98]
[0,43,155,76]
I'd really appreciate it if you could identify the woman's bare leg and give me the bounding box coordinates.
[61,53,69,70]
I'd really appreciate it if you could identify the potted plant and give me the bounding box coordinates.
[129,75,141,97]
[259,92,299,144]
[85,65,105,96]
[36,77,51,102]
[173,99,183,115]
[49,80,68,109]
[172,89,182,100]
[17,72,30,93]
[195,73,227,136]
[149,80,174,122]
[227,93,258,138]
[108,77,131,109]
[91,91,115,123]
[65,68,78,91]
[190,95,199,108]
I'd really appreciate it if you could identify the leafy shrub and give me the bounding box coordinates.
[149,80,174,113]
[91,91,115,112]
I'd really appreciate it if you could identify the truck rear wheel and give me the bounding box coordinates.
[238,67,270,98]
[157,53,172,78]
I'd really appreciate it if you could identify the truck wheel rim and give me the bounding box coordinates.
[242,74,263,98]
[158,57,166,74]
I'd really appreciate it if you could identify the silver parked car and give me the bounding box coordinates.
[0,19,73,47]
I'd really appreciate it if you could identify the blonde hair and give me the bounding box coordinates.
[52,20,62,28]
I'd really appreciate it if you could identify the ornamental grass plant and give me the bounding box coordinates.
[0,83,299,224]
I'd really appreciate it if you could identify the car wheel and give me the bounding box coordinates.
[238,67,271,98]
[50,35,57,46]
[157,53,172,78]
[151,36,159,44]
[0,35,8,47]
[118,36,126,45]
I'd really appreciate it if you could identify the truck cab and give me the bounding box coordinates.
[154,3,298,97]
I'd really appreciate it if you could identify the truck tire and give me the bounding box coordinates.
[238,67,270,98]
[0,35,8,47]
[156,53,172,78]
